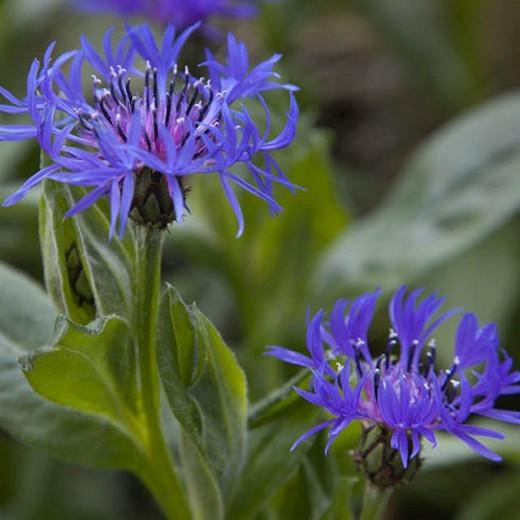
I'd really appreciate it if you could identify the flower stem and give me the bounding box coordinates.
[133,225,190,519]
[360,482,392,520]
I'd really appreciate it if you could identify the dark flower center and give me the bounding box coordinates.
[75,62,220,166]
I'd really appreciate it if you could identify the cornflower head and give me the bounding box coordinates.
[267,287,520,488]
[0,24,298,237]
[73,0,258,28]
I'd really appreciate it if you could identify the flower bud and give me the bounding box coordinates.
[65,242,95,318]
[130,169,182,229]
[355,425,422,489]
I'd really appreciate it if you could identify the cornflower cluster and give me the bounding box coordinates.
[0,24,298,237]
[267,287,520,480]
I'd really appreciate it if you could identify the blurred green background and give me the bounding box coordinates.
[0,0,519,518]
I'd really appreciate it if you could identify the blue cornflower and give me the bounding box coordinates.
[267,287,520,473]
[73,0,258,28]
[0,25,298,237]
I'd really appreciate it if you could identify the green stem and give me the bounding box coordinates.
[360,482,392,520]
[248,369,309,425]
[133,225,191,519]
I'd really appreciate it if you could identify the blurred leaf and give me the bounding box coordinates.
[351,0,478,109]
[321,477,354,520]
[0,185,40,275]
[157,285,247,516]
[0,142,41,274]
[440,0,487,92]
[0,141,35,182]
[423,422,520,469]
[456,472,520,520]
[248,369,309,424]
[0,438,125,520]
[0,261,146,471]
[0,261,55,351]
[419,218,520,366]
[316,91,520,298]
[40,180,134,324]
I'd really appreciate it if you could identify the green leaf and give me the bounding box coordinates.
[180,433,225,520]
[22,316,141,431]
[40,180,134,324]
[227,394,321,519]
[157,285,247,513]
[0,353,144,470]
[0,261,146,471]
[315,91,520,298]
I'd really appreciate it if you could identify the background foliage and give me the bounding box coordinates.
[0,0,519,518]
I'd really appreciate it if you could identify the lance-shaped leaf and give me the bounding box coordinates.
[315,91,520,297]
[157,285,247,515]
[0,261,146,471]
[179,432,225,520]
[227,383,322,520]
[40,180,134,324]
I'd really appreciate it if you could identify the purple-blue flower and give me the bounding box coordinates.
[73,0,258,28]
[267,287,520,468]
[0,24,298,237]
